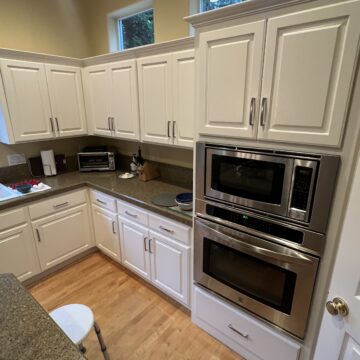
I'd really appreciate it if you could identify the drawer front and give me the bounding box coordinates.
[193,286,301,360]
[29,189,87,220]
[0,207,27,231]
[117,200,148,226]
[90,190,117,213]
[149,213,190,244]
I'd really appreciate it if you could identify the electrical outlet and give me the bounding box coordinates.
[7,154,26,166]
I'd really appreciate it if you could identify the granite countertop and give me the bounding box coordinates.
[0,171,193,226]
[0,274,85,360]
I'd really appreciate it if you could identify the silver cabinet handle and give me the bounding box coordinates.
[148,238,153,254]
[108,117,111,131]
[50,118,54,133]
[55,117,60,132]
[36,228,41,242]
[249,97,256,126]
[260,97,267,127]
[143,236,148,252]
[96,199,107,205]
[172,121,176,138]
[53,202,69,209]
[159,225,174,234]
[111,117,115,131]
[112,221,116,234]
[167,121,171,138]
[228,324,248,339]
[125,211,137,218]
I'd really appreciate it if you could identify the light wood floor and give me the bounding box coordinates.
[29,253,243,360]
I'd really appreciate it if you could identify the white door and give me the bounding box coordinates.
[1,59,54,141]
[33,204,92,271]
[258,1,360,147]
[137,54,173,145]
[0,224,40,281]
[314,152,360,359]
[109,60,140,141]
[118,216,151,280]
[45,64,87,137]
[82,65,111,136]
[92,204,120,262]
[172,50,195,148]
[197,20,266,139]
[149,231,190,305]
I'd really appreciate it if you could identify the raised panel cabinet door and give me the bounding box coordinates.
[118,217,151,280]
[33,204,92,271]
[82,65,111,136]
[198,20,266,139]
[109,60,140,141]
[1,59,53,142]
[172,50,195,148]
[45,64,87,137]
[137,54,173,145]
[0,69,14,144]
[149,231,190,306]
[0,224,40,282]
[258,1,360,146]
[92,204,120,262]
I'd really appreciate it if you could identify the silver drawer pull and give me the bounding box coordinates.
[112,221,116,234]
[96,199,107,205]
[228,324,248,339]
[159,225,174,234]
[143,236,148,252]
[148,238,153,254]
[36,228,41,242]
[53,202,69,209]
[125,211,138,218]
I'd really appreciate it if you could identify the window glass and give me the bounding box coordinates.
[118,9,154,50]
[201,0,242,12]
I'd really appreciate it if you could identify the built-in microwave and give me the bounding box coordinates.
[196,143,340,233]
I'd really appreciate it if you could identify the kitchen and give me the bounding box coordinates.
[0,0,360,359]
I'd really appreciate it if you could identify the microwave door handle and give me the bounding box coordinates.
[201,221,312,265]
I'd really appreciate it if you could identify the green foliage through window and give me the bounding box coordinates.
[118,9,154,50]
[201,0,242,12]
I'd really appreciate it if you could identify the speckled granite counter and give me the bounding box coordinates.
[0,274,85,360]
[0,172,193,226]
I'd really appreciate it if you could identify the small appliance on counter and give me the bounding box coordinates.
[41,150,57,177]
[29,154,66,177]
[77,146,116,172]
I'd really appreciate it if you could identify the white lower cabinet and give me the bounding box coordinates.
[92,204,120,262]
[32,204,92,271]
[192,285,301,360]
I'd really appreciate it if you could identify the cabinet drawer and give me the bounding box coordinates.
[0,207,27,231]
[90,190,117,213]
[29,189,87,220]
[117,200,148,226]
[149,213,190,245]
[193,286,301,360]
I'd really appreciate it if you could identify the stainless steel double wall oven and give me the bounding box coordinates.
[194,142,340,338]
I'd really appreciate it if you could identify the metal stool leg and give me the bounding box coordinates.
[94,321,110,360]
[79,343,86,354]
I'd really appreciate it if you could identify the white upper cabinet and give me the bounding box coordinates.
[138,53,173,145]
[45,64,87,137]
[1,59,53,142]
[172,50,196,148]
[109,60,140,140]
[258,1,360,146]
[198,21,266,139]
[82,64,111,137]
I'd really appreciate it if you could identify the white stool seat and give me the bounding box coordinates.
[50,304,94,345]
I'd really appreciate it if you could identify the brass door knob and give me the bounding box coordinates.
[326,297,349,317]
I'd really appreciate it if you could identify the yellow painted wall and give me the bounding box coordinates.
[0,0,91,58]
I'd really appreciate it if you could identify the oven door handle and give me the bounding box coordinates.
[199,220,314,265]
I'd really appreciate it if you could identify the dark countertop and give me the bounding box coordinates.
[0,274,85,360]
[0,171,193,226]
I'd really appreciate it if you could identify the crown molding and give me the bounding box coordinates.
[0,48,82,66]
[185,0,314,28]
[82,36,195,67]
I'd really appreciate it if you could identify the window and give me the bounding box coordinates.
[200,0,242,12]
[107,0,154,53]
[118,9,154,50]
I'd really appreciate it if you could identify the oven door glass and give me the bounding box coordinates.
[203,237,296,313]
[79,155,110,169]
[211,154,285,204]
